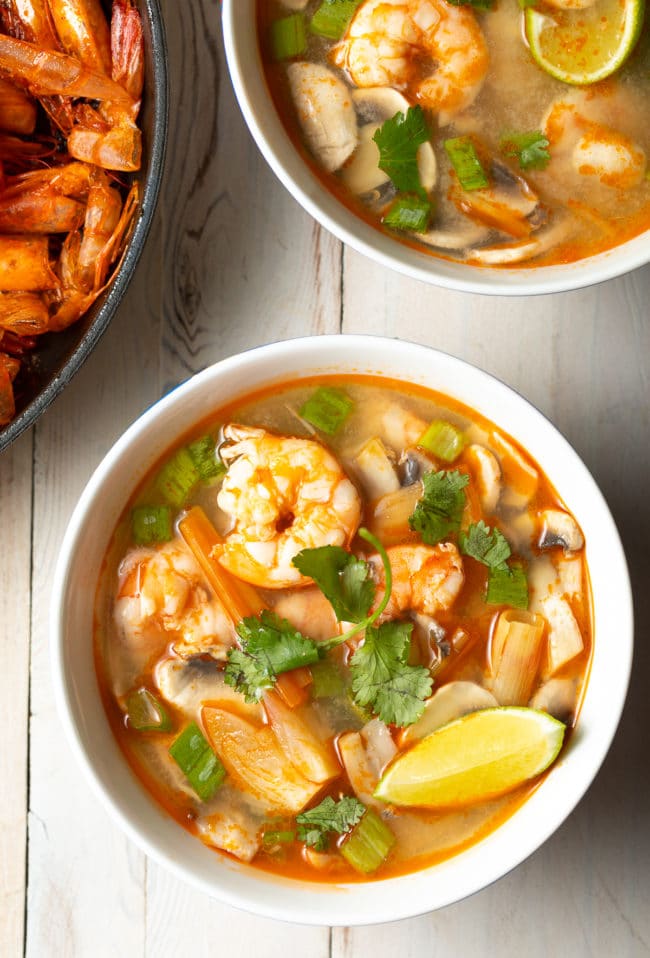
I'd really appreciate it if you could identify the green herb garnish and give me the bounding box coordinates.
[296,796,366,851]
[373,106,431,197]
[224,611,321,703]
[444,136,490,191]
[292,544,375,623]
[408,469,469,545]
[310,0,361,39]
[350,621,433,727]
[500,130,551,170]
[486,563,529,609]
[459,519,511,570]
[299,386,353,435]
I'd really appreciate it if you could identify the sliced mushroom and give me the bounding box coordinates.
[343,87,437,196]
[287,62,358,173]
[338,730,383,807]
[399,681,498,746]
[154,657,261,722]
[539,508,584,553]
[529,677,578,723]
[417,221,490,251]
[490,431,539,509]
[539,594,584,677]
[468,217,573,266]
[353,435,401,499]
[398,447,434,485]
[197,786,265,863]
[360,718,397,775]
[464,444,501,514]
[454,160,540,239]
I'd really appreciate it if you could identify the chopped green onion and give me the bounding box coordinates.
[169,722,226,801]
[418,420,465,462]
[270,13,307,60]
[187,434,225,482]
[487,564,529,609]
[383,195,432,233]
[262,829,296,847]
[499,130,550,171]
[299,386,353,436]
[444,136,489,191]
[131,505,173,545]
[340,809,395,874]
[125,688,171,732]
[311,660,345,698]
[156,447,200,507]
[310,0,361,39]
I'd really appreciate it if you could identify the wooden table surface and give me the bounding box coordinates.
[2,3,650,955]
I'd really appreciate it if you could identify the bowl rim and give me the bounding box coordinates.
[221,0,650,296]
[50,335,634,925]
[0,0,169,454]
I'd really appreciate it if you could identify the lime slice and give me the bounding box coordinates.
[374,707,565,808]
[525,0,644,85]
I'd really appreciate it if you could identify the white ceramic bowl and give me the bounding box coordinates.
[222,0,650,295]
[51,336,632,925]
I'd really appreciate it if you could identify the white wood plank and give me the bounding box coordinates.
[0,429,33,958]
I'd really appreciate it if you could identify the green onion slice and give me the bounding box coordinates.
[262,828,296,847]
[418,420,465,462]
[383,195,432,234]
[131,505,173,546]
[156,447,200,507]
[310,0,361,39]
[125,688,172,732]
[187,434,225,482]
[340,809,395,874]
[444,136,489,191]
[270,13,307,60]
[299,386,353,435]
[169,722,226,801]
[487,564,529,609]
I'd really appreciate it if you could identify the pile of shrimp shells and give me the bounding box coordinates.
[260,0,650,267]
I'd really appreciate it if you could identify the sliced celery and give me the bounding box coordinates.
[444,136,489,191]
[126,688,172,732]
[310,0,361,39]
[187,434,225,482]
[131,505,173,545]
[299,386,353,435]
[418,420,465,461]
[340,809,395,874]
[169,722,225,801]
[383,195,432,233]
[156,447,200,506]
[270,13,307,60]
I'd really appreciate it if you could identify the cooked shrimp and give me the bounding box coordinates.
[370,542,465,619]
[542,89,646,190]
[334,0,489,124]
[114,540,236,660]
[216,424,362,589]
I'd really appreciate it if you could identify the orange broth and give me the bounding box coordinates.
[94,375,593,882]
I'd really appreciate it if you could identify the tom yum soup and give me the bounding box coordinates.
[257,0,650,267]
[96,378,592,881]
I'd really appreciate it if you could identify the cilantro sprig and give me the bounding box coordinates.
[373,106,430,198]
[292,544,375,623]
[459,519,511,570]
[296,796,365,851]
[350,621,433,727]
[499,130,551,171]
[408,469,469,545]
[224,611,320,703]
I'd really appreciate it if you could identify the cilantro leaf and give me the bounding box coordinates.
[296,796,366,851]
[408,469,469,545]
[486,563,529,609]
[459,520,511,570]
[224,611,320,702]
[500,130,551,171]
[350,621,433,727]
[373,106,431,197]
[292,544,375,622]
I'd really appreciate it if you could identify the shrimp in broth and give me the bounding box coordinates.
[95,377,593,881]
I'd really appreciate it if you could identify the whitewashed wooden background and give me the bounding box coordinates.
[2,2,650,955]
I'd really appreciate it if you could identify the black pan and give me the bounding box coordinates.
[0,0,168,452]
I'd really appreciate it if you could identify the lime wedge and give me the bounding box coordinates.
[525,0,644,85]
[374,707,565,808]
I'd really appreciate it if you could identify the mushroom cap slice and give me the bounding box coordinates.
[539,508,585,553]
[468,217,573,266]
[287,62,358,173]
